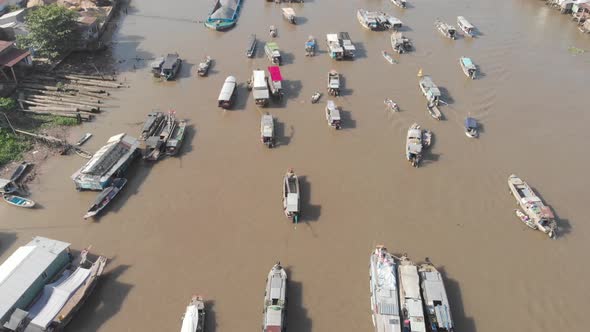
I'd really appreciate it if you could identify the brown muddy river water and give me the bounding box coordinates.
[1,0,589,331]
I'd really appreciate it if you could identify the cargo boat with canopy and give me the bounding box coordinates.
[262,262,288,332]
[418,259,455,332]
[508,174,557,238]
[369,245,402,332]
[204,0,242,31]
[267,66,284,99]
[180,296,205,332]
[282,169,300,222]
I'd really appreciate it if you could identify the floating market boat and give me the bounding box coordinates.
[282,169,300,222]
[418,75,441,106]
[338,32,356,58]
[166,120,187,155]
[262,262,288,332]
[369,245,401,332]
[261,113,275,148]
[325,100,342,129]
[311,92,322,103]
[270,25,277,37]
[268,66,284,99]
[180,296,205,332]
[327,70,340,96]
[265,42,282,65]
[382,50,397,64]
[406,123,431,167]
[508,174,557,238]
[384,99,399,112]
[357,9,402,30]
[152,53,182,80]
[459,57,477,79]
[464,117,478,138]
[2,194,35,208]
[282,7,296,24]
[426,103,443,120]
[418,260,454,332]
[397,255,426,332]
[435,20,456,39]
[246,34,257,57]
[326,33,344,59]
[305,36,316,56]
[204,0,242,31]
[391,0,407,8]
[75,133,92,147]
[218,76,238,109]
[391,32,412,54]
[83,178,127,219]
[457,16,476,37]
[23,248,107,332]
[9,161,31,182]
[250,70,270,106]
[145,111,177,161]
[197,56,212,76]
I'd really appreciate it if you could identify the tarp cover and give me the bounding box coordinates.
[268,66,282,82]
[465,117,477,129]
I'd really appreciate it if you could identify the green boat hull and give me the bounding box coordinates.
[204,20,236,31]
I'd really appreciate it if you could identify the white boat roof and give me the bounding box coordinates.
[27,267,92,329]
[261,115,273,137]
[265,306,283,326]
[253,70,266,85]
[370,251,401,332]
[399,265,421,299]
[218,76,236,101]
[180,304,200,332]
[286,193,299,212]
[282,7,295,15]
[326,34,339,42]
[457,16,474,29]
[329,108,341,120]
[406,299,426,332]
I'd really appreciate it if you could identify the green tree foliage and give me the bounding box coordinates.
[0,97,16,112]
[0,129,31,166]
[18,5,80,60]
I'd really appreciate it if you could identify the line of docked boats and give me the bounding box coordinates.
[370,246,454,332]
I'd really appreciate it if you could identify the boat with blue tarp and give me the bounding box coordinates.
[464,117,478,138]
[459,57,477,79]
[2,194,35,208]
[305,36,316,56]
[205,0,242,31]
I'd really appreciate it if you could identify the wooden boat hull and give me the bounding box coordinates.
[75,133,92,146]
[418,262,455,331]
[84,178,127,219]
[9,161,30,182]
[2,194,35,208]
[205,20,236,31]
[282,170,300,221]
[427,104,443,120]
[382,51,396,64]
[263,263,287,332]
[507,174,557,238]
[246,34,257,57]
[398,255,426,332]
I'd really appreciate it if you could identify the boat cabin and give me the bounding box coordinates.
[338,32,356,58]
[282,7,296,24]
[260,114,275,147]
[327,70,340,96]
[457,16,475,36]
[419,76,441,105]
[326,34,344,60]
[357,9,402,30]
[160,53,181,80]
[325,100,342,129]
[267,66,283,99]
[264,42,282,65]
[252,70,270,106]
[218,76,237,109]
[464,117,478,138]
[460,57,477,79]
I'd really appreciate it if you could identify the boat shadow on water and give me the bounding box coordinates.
[338,109,356,129]
[204,299,217,332]
[0,232,17,256]
[338,75,354,96]
[66,263,133,331]
[176,61,194,79]
[283,79,303,99]
[351,42,367,59]
[281,52,296,66]
[232,83,251,111]
[298,176,321,222]
[437,266,478,332]
[438,87,454,105]
[284,267,312,332]
[274,120,294,147]
[111,35,156,73]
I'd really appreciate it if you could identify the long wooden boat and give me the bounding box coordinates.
[75,133,92,146]
[261,113,275,148]
[246,34,257,57]
[508,174,557,238]
[369,245,401,332]
[2,194,35,208]
[382,50,397,64]
[282,169,300,222]
[457,16,476,37]
[83,178,127,219]
[166,120,187,155]
[180,295,205,332]
[427,103,443,120]
[397,255,426,332]
[205,0,242,31]
[9,161,31,182]
[418,260,454,332]
[262,262,288,332]
[459,57,477,79]
[435,20,457,39]
[197,56,212,77]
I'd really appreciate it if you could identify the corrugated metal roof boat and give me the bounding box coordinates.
[282,169,300,222]
[205,0,242,31]
[338,32,356,58]
[435,20,456,39]
[327,70,340,96]
[419,75,441,106]
[261,113,275,148]
[268,66,284,99]
[250,70,270,107]
[398,255,426,332]
[197,56,212,77]
[218,76,237,109]
[459,57,477,79]
[418,260,454,332]
[180,296,205,332]
[71,133,139,191]
[406,123,431,167]
[357,9,402,30]
[326,33,344,59]
[265,42,282,65]
[262,262,287,332]
[166,120,187,156]
[369,245,401,332]
[155,53,182,80]
[457,16,475,37]
[391,32,412,54]
[508,174,557,238]
[325,100,342,129]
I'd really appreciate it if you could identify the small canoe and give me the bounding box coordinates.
[197,56,212,77]
[75,133,92,146]
[74,148,93,159]
[384,99,399,112]
[246,34,257,58]
[311,92,321,104]
[2,194,35,208]
[427,103,443,120]
[382,50,397,64]
[10,162,31,182]
[84,178,127,219]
